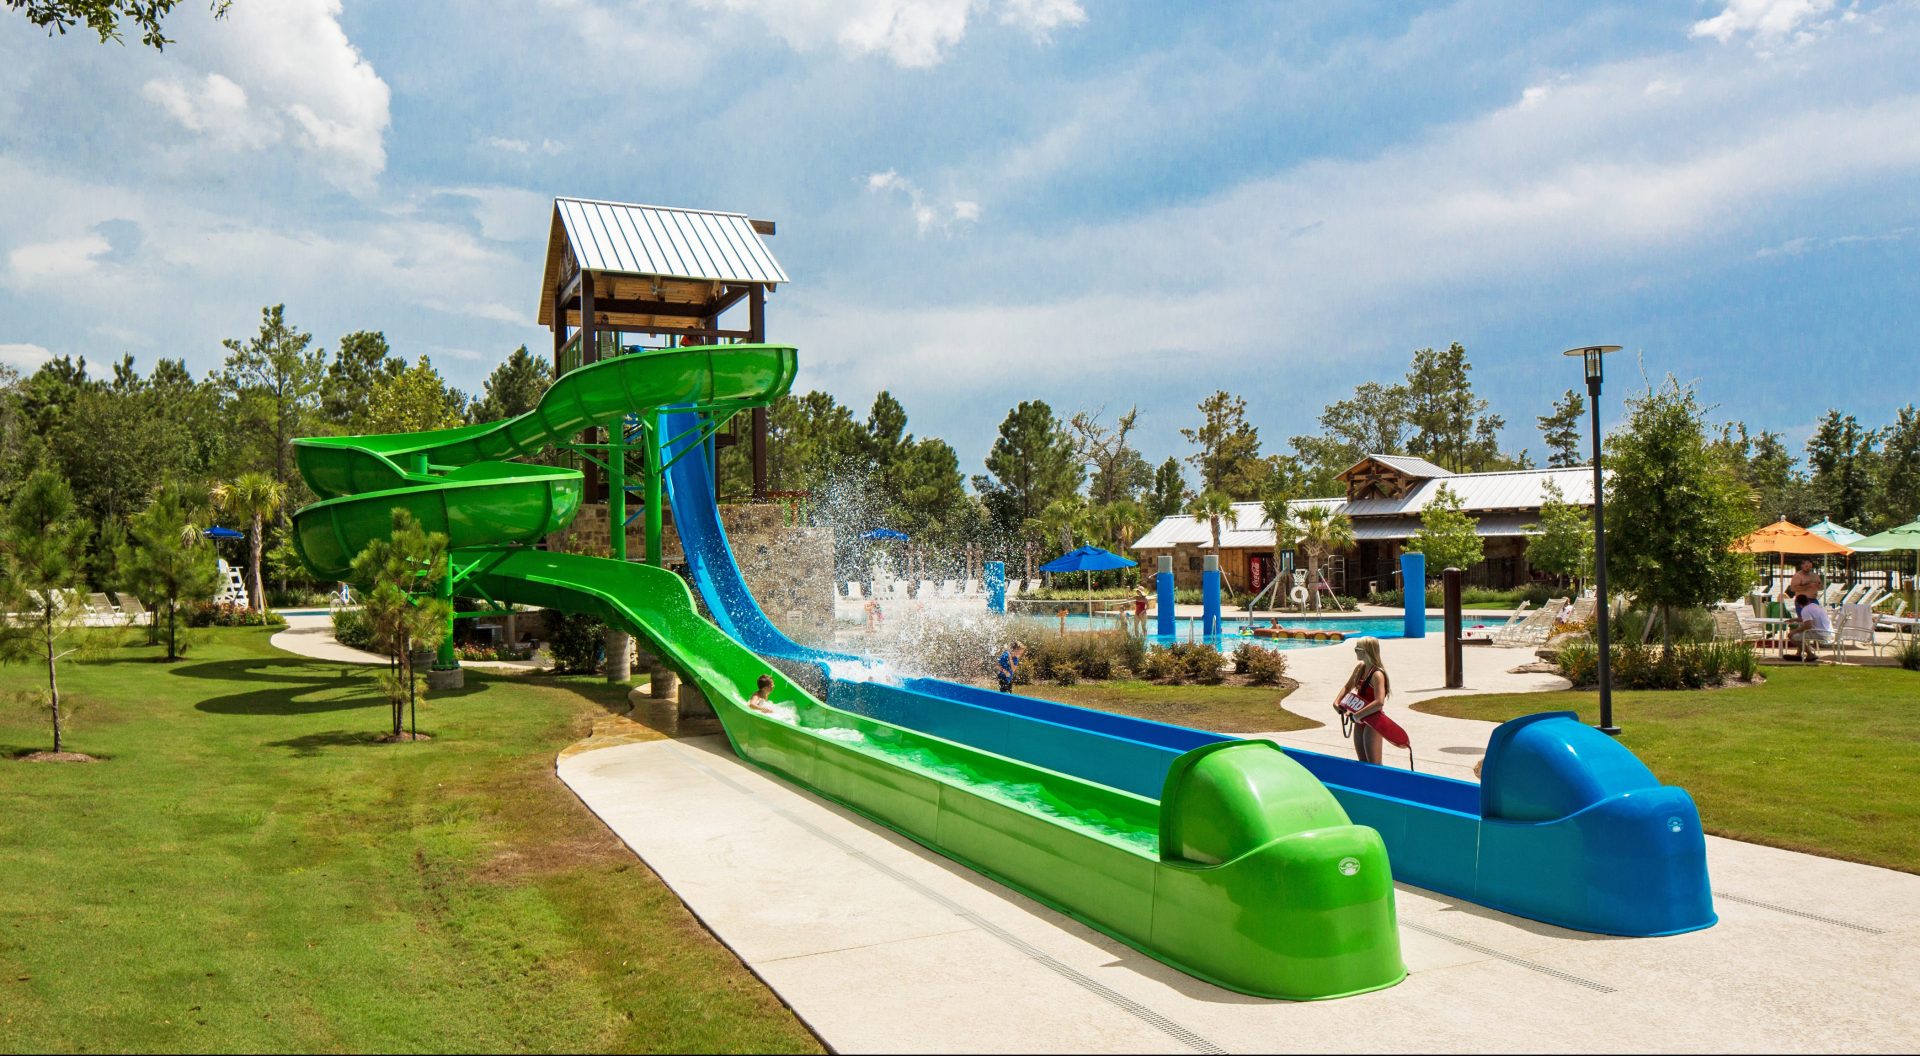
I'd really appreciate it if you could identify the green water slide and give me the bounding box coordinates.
[289,344,1405,1000]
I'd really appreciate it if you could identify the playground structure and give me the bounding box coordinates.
[290,196,1713,1000]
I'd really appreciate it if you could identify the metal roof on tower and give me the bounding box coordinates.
[537,197,787,326]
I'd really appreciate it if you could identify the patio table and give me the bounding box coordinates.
[1755,616,1800,659]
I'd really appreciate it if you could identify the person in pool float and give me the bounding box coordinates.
[746,674,780,715]
[1333,636,1391,765]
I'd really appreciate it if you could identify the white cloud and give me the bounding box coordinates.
[557,0,1086,70]
[1691,0,1837,43]
[867,169,982,234]
[484,136,532,154]
[997,0,1086,39]
[7,233,112,283]
[141,0,390,192]
[140,73,277,149]
[0,343,54,370]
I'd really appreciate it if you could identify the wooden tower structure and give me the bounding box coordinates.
[538,196,787,503]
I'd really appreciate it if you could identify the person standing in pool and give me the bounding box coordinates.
[1333,637,1391,765]
[1131,584,1150,634]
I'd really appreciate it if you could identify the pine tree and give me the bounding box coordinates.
[0,469,97,753]
[1181,391,1263,499]
[1538,389,1586,468]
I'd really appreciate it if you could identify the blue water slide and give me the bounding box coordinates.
[660,410,1713,936]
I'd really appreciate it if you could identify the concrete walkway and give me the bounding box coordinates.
[558,633,1920,1052]
[561,736,1919,1053]
[269,611,546,673]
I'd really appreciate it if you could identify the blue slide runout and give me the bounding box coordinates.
[661,412,1714,937]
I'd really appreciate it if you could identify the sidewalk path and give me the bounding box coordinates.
[561,733,1920,1053]
[269,611,545,673]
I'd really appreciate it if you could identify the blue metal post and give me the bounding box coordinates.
[985,561,1006,614]
[1401,551,1426,639]
[1202,555,1222,639]
[1156,556,1175,639]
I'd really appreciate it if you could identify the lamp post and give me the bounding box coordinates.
[1564,344,1621,736]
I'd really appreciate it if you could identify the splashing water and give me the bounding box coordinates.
[822,657,902,685]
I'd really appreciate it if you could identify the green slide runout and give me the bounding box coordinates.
[289,343,1405,1000]
[464,549,1405,1001]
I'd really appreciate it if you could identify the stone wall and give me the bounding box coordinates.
[548,503,835,647]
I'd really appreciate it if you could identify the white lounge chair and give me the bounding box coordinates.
[1713,606,1765,644]
[960,578,979,596]
[938,579,959,597]
[1490,598,1567,647]
[1461,601,1529,643]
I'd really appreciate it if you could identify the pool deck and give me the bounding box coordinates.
[558,632,1920,1053]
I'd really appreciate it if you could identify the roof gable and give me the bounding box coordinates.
[537,197,787,325]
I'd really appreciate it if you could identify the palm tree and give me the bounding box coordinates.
[212,471,286,619]
[1258,491,1298,607]
[1092,499,1150,556]
[1185,489,1238,551]
[1293,504,1356,611]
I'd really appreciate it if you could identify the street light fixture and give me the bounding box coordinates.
[1563,345,1621,736]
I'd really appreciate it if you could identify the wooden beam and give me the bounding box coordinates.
[750,285,767,500]
[750,218,776,236]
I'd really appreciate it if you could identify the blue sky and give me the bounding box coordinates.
[2,0,1916,474]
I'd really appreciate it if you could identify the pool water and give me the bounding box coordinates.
[1048,613,1452,648]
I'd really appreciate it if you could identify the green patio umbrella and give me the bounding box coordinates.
[1849,518,1920,553]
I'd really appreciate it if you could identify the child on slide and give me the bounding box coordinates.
[746,674,780,715]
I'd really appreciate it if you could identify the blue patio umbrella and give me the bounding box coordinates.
[1038,545,1138,602]
[861,528,909,541]
[204,526,245,539]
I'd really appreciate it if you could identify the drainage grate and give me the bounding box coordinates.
[1401,921,1616,994]
[1714,891,1888,935]
[679,749,1231,1055]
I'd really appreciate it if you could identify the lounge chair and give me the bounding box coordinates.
[1876,599,1908,630]
[1490,598,1567,647]
[960,578,979,596]
[939,579,959,597]
[1460,601,1529,643]
[1835,604,1883,660]
[1713,606,1765,644]
[918,579,936,598]
[1561,595,1597,626]
[86,595,121,629]
[113,593,151,625]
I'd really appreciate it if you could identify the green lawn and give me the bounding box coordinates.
[0,627,820,1054]
[1412,664,1920,874]
[1023,680,1318,734]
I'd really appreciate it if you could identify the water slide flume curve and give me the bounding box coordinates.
[290,344,1406,1000]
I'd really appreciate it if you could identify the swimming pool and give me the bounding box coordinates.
[1043,613,1453,649]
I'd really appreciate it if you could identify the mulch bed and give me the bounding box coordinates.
[18,751,98,763]
[375,732,434,743]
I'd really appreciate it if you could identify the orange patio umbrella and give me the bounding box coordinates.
[1733,519,1854,556]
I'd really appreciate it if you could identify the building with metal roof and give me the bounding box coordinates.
[1131,455,1600,596]
[539,196,786,500]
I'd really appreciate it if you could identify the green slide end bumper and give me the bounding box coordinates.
[289,342,1404,1000]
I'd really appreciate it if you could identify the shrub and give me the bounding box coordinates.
[1572,639,1758,690]
[1021,631,1134,683]
[1230,643,1259,674]
[186,600,285,628]
[1168,642,1224,684]
[1896,637,1920,673]
[1142,646,1182,684]
[544,609,606,673]
[1240,646,1288,686]
[331,606,377,651]
[1554,637,1599,688]
[455,641,535,662]
[1051,659,1080,686]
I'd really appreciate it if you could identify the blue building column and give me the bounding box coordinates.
[1155,556,1176,639]
[1401,551,1426,639]
[985,561,1007,614]
[1202,554,1222,639]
